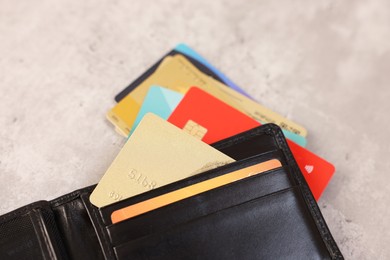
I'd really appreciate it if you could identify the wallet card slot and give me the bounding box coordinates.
[106,165,293,246]
[212,129,279,161]
[99,150,286,225]
[113,186,330,260]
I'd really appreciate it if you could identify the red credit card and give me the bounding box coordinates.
[168,87,334,200]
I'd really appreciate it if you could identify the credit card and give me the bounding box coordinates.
[111,159,282,223]
[129,86,183,135]
[115,43,250,102]
[108,54,307,137]
[107,96,140,136]
[90,113,235,208]
[168,87,334,200]
[129,87,306,146]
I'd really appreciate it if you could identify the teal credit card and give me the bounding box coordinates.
[129,86,183,135]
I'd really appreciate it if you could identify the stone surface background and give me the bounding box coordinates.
[0,1,389,258]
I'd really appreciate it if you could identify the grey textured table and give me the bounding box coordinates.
[0,1,389,259]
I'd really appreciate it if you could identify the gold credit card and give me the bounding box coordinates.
[111,159,282,223]
[107,54,307,137]
[90,113,235,208]
[107,96,140,136]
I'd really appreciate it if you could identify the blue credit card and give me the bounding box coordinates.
[130,86,183,135]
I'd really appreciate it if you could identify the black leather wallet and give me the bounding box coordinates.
[0,124,343,259]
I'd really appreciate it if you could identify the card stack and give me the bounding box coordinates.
[104,43,334,201]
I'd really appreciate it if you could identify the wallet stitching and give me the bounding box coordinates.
[270,125,343,258]
[272,126,332,250]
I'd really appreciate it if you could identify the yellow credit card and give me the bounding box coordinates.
[107,54,307,137]
[111,159,282,223]
[107,96,140,136]
[90,113,235,208]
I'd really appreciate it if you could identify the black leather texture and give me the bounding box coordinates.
[0,124,343,259]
